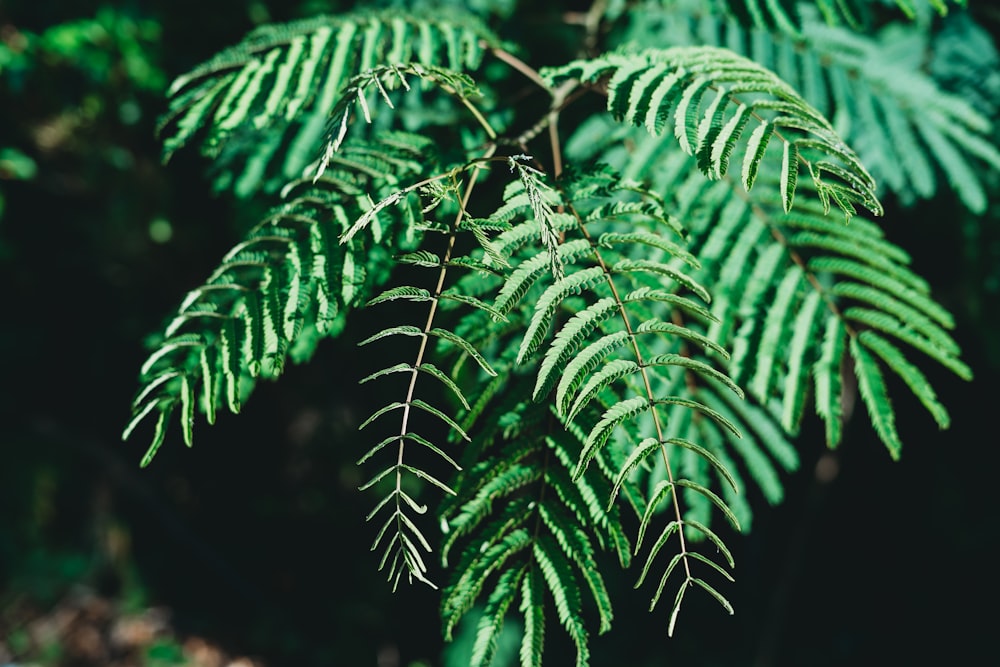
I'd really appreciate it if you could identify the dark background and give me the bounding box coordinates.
[1,1,998,665]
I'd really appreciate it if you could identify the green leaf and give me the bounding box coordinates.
[814,317,847,448]
[518,266,607,365]
[636,480,677,550]
[850,336,903,459]
[667,578,689,635]
[556,331,632,416]
[366,285,433,306]
[635,521,680,589]
[673,479,741,531]
[780,141,799,212]
[690,577,734,615]
[535,297,620,401]
[645,354,744,400]
[470,566,523,667]
[684,519,735,569]
[567,359,641,422]
[520,567,546,667]
[609,437,662,510]
[576,396,650,479]
[430,327,497,376]
[358,324,425,346]
[859,331,950,430]
[411,398,471,442]
[742,120,774,191]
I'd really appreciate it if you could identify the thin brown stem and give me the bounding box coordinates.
[488,44,550,92]
[547,80,577,180]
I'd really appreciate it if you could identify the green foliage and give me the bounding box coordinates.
[0,147,37,258]
[122,1,990,663]
[157,9,500,197]
[0,7,165,90]
[711,0,966,34]
[615,0,1000,212]
[125,132,433,466]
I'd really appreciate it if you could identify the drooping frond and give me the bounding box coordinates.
[565,122,969,457]
[157,9,500,197]
[475,166,742,632]
[440,392,629,667]
[790,10,1000,212]
[353,156,509,589]
[542,45,883,220]
[122,134,434,465]
[485,166,793,534]
[614,1,1000,211]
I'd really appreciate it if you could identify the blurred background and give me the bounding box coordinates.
[1,1,998,666]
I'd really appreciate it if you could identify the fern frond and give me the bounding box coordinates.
[482,166,745,632]
[470,566,524,667]
[534,297,620,400]
[813,315,847,447]
[546,431,634,568]
[710,0,963,35]
[858,330,951,430]
[566,114,969,458]
[699,383,796,506]
[124,138,433,464]
[850,336,903,459]
[802,14,1000,211]
[538,501,614,633]
[930,11,1000,119]
[518,266,607,365]
[120,0,986,660]
[355,162,508,589]
[841,307,971,380]
[631,483,735,631]
[626,372,796,536]
[727,175,968,456]
[441,463,540,558]
[543,45,883,220]
[614,3,1000,211]
[520,567,546,667]
[494,239,592,317]
[443,527,533,638]
[441,395,628,667]
[159,10,500,197]
[533,535,591,667]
